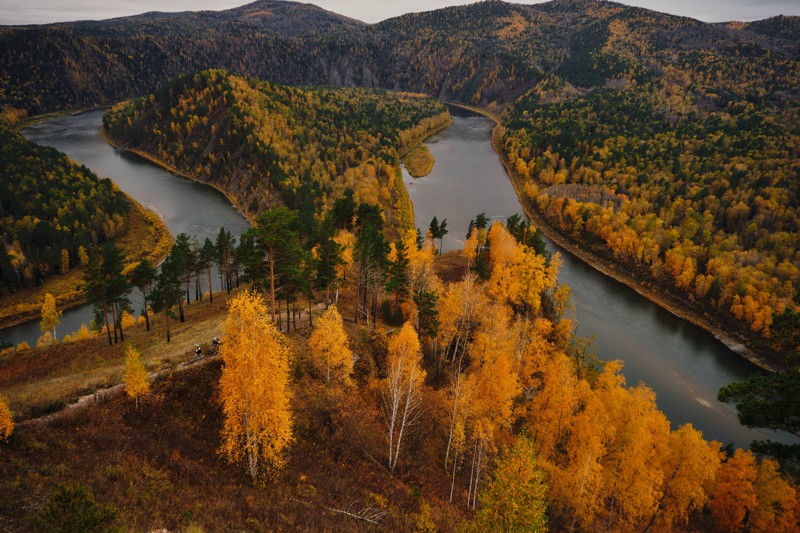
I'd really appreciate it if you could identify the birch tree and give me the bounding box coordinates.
[382,322,426,474]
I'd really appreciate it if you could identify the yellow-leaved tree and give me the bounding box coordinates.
[469,435,548,532]
[40,292,61,341]
[308,305,352,385]
[0,396,13,441]
[383,322,426,474]
[124,344,149,410]
[219,291,293,480]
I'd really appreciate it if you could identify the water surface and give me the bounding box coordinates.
[404,107,795,448]
[2,110,249,346]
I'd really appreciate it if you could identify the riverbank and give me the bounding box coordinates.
[100,128,258,227]
[103,112,454,234]
[0,196,172,331]
[447,102,776,373]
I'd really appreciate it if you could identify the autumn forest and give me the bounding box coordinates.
[1,0,799,531]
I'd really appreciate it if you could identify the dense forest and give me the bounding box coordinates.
[1,2,800,527]
[2,212,798,530]
[0,128,130,294]
[499,20,800,357]
[103,70,450,226]
[2,1,796,117]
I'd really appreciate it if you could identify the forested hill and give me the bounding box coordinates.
[0,129,129,294]
[2,0,799,116]
[102,70,450,226]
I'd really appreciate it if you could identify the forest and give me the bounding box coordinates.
[0,128,130,295]
[103,69,451,227]
[500,42,800,357]
[2,207,798,530]
[1,0,799,529]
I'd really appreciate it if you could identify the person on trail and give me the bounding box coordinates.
[212,337,220,354]
[195,343,202,359]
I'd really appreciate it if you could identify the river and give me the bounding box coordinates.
[404,106,796,448]
[3,107,794,448]
[2,110,249,347]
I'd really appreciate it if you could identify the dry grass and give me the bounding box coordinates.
[0,199,172,328]
[0,327,468,532]
[0,290,231,420]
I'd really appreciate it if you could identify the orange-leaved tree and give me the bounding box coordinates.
[709,448,758,532]
[219,291,293,480]
[308,305,352,385]
[123,344,150,410]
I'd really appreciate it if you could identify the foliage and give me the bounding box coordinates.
[469,435,548,533]
[39,292,61,340]
[103,69,449,226]
[31,482,118,533]
[383,322,426,473]
[502,56,800,346]
[123,344,150,409]
[0,395,13,441]
[219,291,293,480]
[719,357,800,469]
[0,128,129,295]
[308,306,352,385]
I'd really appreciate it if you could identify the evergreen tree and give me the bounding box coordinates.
[128,259,156,331]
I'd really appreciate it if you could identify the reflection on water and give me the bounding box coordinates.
[404,110,796,448]
[2,110,249,347]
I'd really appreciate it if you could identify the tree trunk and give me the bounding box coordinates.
[207,267,214,303]
[269,248,276,323]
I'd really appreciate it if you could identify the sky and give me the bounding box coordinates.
[2,0,799,26]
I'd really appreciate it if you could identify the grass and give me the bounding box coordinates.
[0,278,470,531]
[403,145,435,178]
[0,290,231,420]
[0,198,173,329]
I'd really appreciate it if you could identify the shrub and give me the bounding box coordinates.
[31,482,118,532]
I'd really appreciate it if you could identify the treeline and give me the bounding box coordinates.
[501,55,800,353]
[103,69,450,227]
[0,128,129,295]
[3,0,798,117]
[215,210,798,531]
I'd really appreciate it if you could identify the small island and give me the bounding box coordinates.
[403,145,435,178]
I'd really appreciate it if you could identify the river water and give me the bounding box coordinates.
[404,107,796,448]
[3,107,794,448]
[3,110,249,347]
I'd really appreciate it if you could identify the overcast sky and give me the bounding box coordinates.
[2,0,798,26]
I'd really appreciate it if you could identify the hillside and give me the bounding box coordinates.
[0,128,171,327]
[496,1,800,357]
[2,220,798,530]
[2,1,798,117]
[102,69,450,226]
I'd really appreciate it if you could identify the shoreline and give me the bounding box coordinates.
[100,128,258,227]
[447,102,776,373]
[0,194,172,331]
[102,111,455,233]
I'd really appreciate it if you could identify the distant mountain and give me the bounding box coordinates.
[2,0,798,115]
